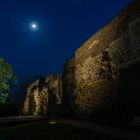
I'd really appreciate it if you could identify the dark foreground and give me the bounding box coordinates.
[0,116,140,140]
[0,121,117,140]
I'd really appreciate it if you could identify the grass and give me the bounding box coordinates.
[0,121,120,140]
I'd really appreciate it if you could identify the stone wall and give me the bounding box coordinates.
[23,75,62,115]
[62,58,76,116]
[74,0,140,119]
[23,0,140,120]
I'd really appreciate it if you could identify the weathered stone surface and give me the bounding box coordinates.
[62,58,76,115]
[23,0,140,120]
[23,75,62,115]
[74,0,140,119]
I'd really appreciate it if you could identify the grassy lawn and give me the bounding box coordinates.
[0,121,120,140]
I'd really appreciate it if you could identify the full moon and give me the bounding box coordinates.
[32,24,36,28]
[30,23,38,30]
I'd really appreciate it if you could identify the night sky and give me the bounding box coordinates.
[0,0,132,77]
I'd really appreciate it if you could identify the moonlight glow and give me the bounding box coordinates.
[30,23,38,30]
[32,24,36,28]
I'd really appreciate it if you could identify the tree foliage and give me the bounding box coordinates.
[0,57,16,105]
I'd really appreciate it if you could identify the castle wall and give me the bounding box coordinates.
[74,0,140,118]
[23,75,62,115]
[23,0,140,120]
[62,58,76,115]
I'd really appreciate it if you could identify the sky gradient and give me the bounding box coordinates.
[0,0,132,76]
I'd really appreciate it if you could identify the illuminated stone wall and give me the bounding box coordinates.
[23,75,62,115]
[74,0,140,118]
[23,0,140,119]
[62,58,76,115]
